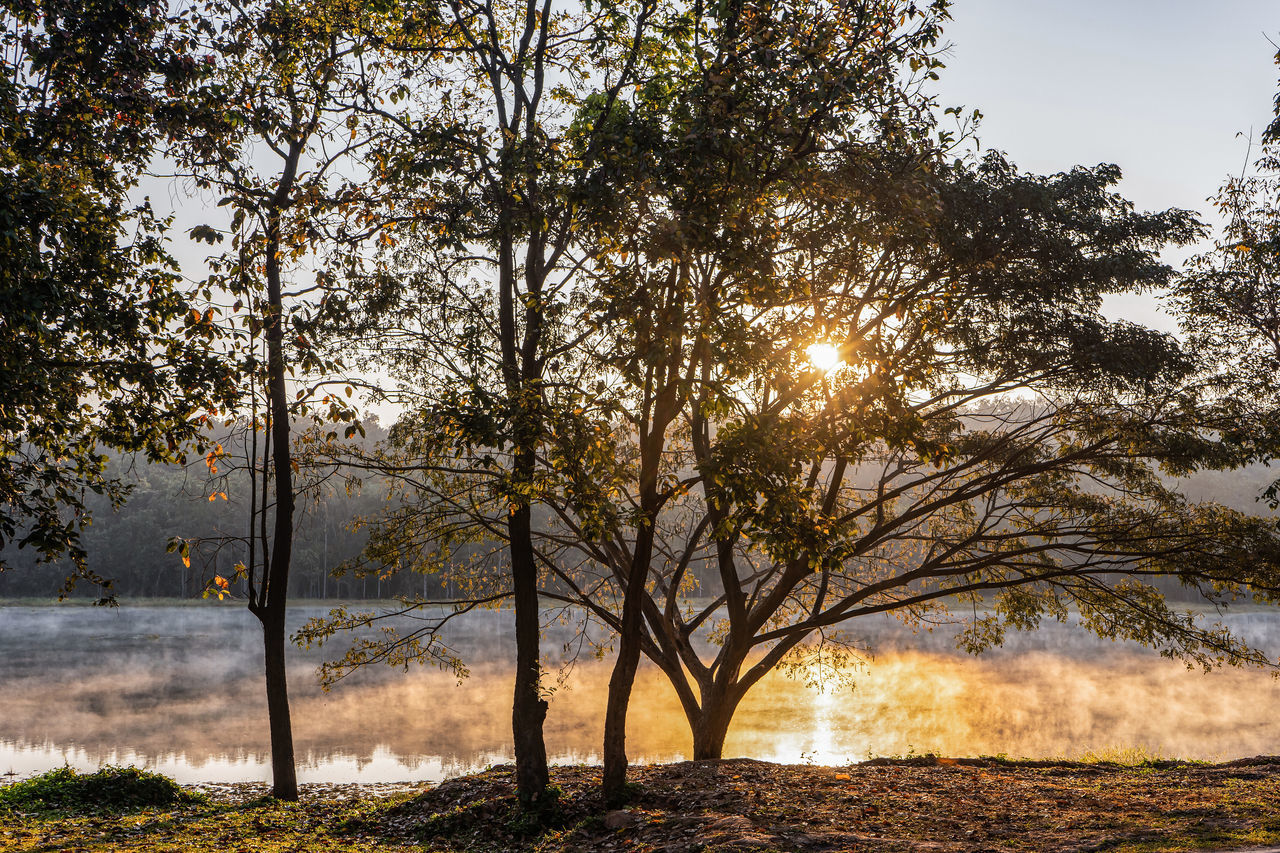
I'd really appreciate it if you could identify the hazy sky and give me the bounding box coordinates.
[940,1,1279,215]
[936,2,1280,329]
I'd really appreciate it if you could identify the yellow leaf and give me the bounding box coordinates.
[181,553,191,568]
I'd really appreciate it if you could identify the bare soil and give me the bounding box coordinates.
[377,756,1280,852]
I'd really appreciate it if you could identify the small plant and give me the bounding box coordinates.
[0,765,204,814]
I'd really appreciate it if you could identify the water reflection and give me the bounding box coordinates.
[2,604,1280,783]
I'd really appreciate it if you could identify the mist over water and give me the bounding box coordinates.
[3,603,1280,783]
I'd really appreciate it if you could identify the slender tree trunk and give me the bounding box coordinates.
[252,162,300,800]
[601,547,651,802]
[602,394,671,802]
[510,500,549,806]
[494,165,551,804]
[260,608,297,798]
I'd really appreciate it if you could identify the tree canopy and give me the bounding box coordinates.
[294,0,1280,794]
[0,0,230,591]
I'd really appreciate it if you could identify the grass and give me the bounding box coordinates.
[1073,744,1173,767]
[0,768,422,852]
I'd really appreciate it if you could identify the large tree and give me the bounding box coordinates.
[304,0,962,803]
[301,0,1280,796]
[0,0,229,591]
[560,0,955,798]
[546,136,1280,761]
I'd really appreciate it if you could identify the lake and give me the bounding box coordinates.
[3,602,1280,784]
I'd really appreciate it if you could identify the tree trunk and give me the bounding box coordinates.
[690,691,739,761]
[602,435,666,801]
[261,610,298,799]
[601,541,652,803]
[254,168,300,801]
[510,502,549,806]
[602,378,676,802]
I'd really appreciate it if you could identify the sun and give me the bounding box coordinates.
[805,342,842,372]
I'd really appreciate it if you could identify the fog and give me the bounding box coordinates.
[3,604,1280,783]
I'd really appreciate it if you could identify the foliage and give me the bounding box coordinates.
[530,37,1280,757]
[300,0,1280,773]
[1172,44,1280,503]
[1175,156,1280,370]
[0,766,203,814]
[0,0,231,593]
[170,0,372,605]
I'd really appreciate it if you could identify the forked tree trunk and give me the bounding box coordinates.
[689,689,742,761]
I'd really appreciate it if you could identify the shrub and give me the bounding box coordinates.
[0,766,204,813]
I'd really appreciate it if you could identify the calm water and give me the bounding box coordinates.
[3,603,1280,783]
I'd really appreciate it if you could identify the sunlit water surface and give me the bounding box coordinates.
[3,603,1280,783]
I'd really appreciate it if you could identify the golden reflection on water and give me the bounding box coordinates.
[4,605,1280,782]
[582,651,1280,766]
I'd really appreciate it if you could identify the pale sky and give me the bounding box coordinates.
[936,1,1280,329]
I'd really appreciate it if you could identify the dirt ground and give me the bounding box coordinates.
[376,756,1280,852]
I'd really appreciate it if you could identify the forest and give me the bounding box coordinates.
[9,0,1280,840]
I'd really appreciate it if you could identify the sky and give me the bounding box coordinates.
[935,1,1280,329]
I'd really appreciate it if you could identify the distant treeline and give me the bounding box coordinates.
[0,420,451,601]
[2,431,1274,604]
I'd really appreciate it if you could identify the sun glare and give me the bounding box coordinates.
[806,343,843,372]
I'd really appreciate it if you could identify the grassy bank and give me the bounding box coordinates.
[5,758,1280,851]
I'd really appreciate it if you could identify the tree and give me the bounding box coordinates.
[304,0,680,808]
[560,0,955,799]
[0,0,230,592]
[544,132,1280,763]
[298,0,1280,797]
[314,0,969,804]
[170,0,371,800]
